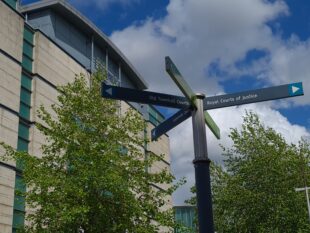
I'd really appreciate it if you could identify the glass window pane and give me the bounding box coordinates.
[12,210,25,228]
[21,74,32,91]
[15,175,26,192]
[149,114,159,126]
[4,0,16,9]
[23,27,34,45]
[13,195,25,212]
[20,88,31,106]
[148,106,157,117]
[157,114,164,123]
[17,138,28,152]
[108,58,119,78]
[16,157,26,171]
[22,55,32,72]
[23,41,33,59]
[19,103,30,120]
[18,123,29,141]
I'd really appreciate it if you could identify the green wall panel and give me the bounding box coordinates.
[19,103,30,120]
[17,138,28,152]
[23,27,34,45]
[18,123,29,140]
[12,210,25,229]
[20,88,31,106]
[21,74,32,91]
[4,0,17,9]
[23,41,33,59]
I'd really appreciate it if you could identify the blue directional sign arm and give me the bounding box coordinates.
[102,83,190,109]
[203,82,304,110]
[151,107,193,141]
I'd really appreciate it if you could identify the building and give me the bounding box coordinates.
[0,0,172,232]
[174,206,196,233]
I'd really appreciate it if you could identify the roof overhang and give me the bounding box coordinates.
[20,0,148,90]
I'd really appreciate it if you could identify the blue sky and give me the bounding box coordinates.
[22,0,310,204]
[65,0,310,129]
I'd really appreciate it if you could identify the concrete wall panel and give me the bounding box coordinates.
[28,125,45,158]
[0,55,22,112]
[31,76,58,124]
[0,109,19,167]
[0,167,15,232]
[0,1,23,62]
[147,123,170,164]
[33,32,88,87]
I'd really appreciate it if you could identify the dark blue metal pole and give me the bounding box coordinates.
[192,94,214,233]
[193,159,214,233]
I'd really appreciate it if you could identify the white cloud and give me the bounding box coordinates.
[266,38,310,106]
[107,0,310,204]
[110,0,288,95]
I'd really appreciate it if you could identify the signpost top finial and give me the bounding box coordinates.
[195,93,205,99]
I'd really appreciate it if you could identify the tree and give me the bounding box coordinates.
[1,71,181,233]
[188,111,310,233]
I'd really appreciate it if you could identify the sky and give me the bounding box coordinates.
[23,0,310,205]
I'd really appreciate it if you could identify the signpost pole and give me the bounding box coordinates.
[192,93,214,233]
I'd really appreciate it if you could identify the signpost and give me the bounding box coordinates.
[102,56,304,233]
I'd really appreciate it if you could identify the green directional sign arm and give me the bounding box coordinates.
[165,56,197,108]
[204,111,220,139]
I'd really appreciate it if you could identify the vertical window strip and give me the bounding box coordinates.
[148,106,164,126]
[19,103,31,120]
[23,40,33,59]
[13,24,34,232]
[23,27,34,45]
[22,54,33,72]
[4,0,17,9]
[21,73,32,91]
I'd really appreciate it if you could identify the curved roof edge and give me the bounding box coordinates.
[20,0,148,90]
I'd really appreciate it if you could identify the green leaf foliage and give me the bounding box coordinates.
[1,71,182,233]
[188,111,310,233]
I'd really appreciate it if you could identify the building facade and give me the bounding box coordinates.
[0,0,172,232]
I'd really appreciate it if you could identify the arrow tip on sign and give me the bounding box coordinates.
[106,87,112,96]
[292,86,299,94]
[289,82,304,96]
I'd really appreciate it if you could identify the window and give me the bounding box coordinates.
[12,175,26,231]
[148,106,164,126]
[23,27,34,45]
[22,55,33,72]
[4,0,17,9]
[21,74,32,91]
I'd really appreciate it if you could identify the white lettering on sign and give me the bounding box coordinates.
[149,96,157,101]
[206,100,219,105]
[242,94,258,100]
[157,97,177,104]
[177,99,189,105]
[220,97,235,103]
